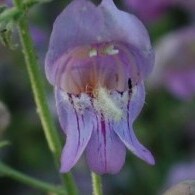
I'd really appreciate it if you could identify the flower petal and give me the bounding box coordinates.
[55,88,94,172]
[99,0,154,78]
[113,83,155,165]
[45,0,104,85]
[86,114,126,174]
[45,0,154,85]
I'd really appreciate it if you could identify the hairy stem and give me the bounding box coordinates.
[13,0,61,165]
[12,0,78,194]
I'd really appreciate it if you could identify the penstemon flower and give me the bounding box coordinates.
[150,27,195,100]
[123,0,172,23]
[45,0,155,174]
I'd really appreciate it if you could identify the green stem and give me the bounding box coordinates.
[0,162,66,195]
[13,0,61,165]
[13,0,78,194]
[91,172,103,195]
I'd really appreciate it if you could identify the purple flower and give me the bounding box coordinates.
[2,0,13,7]
[163,161,195,191]
[45,0,155,174]
[123,0,172,23]
[30,26,47,48]
[150,27,195,100]
[174,0,195,13]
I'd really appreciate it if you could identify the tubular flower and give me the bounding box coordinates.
[123,0,172,23]
[45,0,155,174]
[150,27,195,100]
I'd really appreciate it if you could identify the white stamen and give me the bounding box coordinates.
[89,49,97,57]
[95,87,123,121]
[105,45,119,55]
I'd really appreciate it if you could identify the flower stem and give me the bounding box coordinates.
[0,162,66,195]
[13,0,61,166]
[91,172,103,195]
[13,0,78,194]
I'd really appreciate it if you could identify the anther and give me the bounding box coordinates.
[89,49,97,57]
[104,45,119,55]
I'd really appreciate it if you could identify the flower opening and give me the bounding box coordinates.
[54,42,140,96]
